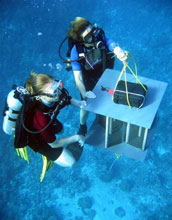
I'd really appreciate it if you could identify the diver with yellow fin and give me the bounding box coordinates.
[3,72,86,171]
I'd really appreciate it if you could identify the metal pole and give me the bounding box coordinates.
[138,126,142,137]
[105,116,110,148]
[121,122,126,142]
[109,117,113,135]
[142,128,148,151]
[125,122,130,143]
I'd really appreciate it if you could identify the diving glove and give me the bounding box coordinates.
[113,46,128,62]
[85,91,96,99]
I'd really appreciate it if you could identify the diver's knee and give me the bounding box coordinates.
[54,149,76,167]
[69,157,76,167]
[54,158,76,167]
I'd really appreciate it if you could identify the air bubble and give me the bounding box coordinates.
[56,63,62,71]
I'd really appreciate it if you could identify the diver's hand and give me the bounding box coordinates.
[113,46,128,62]
[76,134,85,146]
[70,98,87,108]
[85,91,96,99]
[80,100,87,108]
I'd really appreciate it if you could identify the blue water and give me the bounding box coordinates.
[0,0,172,219]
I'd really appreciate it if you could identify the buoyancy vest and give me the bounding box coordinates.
[2,85,71,149]
[15,87,71,149]
[63,26,114,73]
[74,28,115,72]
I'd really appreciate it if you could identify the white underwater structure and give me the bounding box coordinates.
[85,69,167,161]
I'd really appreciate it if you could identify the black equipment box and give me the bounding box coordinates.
[112,80,147,108]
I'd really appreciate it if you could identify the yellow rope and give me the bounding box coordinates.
[113,63,127,100]
[115,153,122,159]
[113,51,147,107]
[126,63,147,92]
[124,68,131,108]
[127,51,138,77]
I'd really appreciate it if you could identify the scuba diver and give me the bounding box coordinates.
[63,17,128,136]
[3,72,86,167]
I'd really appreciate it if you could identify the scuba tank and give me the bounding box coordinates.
[3,87,28,135]
[3,85,62,137]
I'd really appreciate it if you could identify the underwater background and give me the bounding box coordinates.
[0,0,172,219]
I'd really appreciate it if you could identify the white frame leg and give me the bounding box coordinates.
[142,128,148,150]
[105,116,110,148]
[125,122,131,143]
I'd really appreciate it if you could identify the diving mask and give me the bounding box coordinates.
[41,80,63,99]
[81,25,94,43]
[81,25,103,46]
